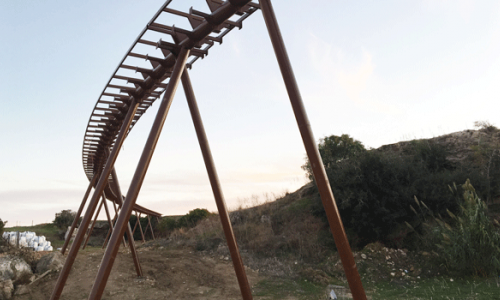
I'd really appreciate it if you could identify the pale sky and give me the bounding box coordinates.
[1,0,500,226]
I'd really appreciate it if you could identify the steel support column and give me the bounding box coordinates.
[143,215,155,240]
[82,196,105,249]
[102,203,119,249]
[109,167,143,276]
[260,1,367,299]
[61,174,98,255]
[88,47,191,300]
[132,212,139,236]
[50,100,140,300]
[102,209,127,248]
[148,216,155,240]
[102,195,113,229]
[102,196,115,249]
[181,69,253,300]
[135,212,146,242]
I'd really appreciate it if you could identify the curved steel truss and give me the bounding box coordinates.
[52,1,367,299]
[82,0,258,210]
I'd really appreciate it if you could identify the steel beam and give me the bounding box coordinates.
[102,196,113,231]
[147,215,155,240]
[50,100,140,300]
[82,196,105,249]
[260,1,366,299]
[61,175,98,255]
[136,212,146,242]
[101,196,114,249]
[181,69,253,299]
[109,167,143,276]
[102,203,119,249]
[88,47,191,300]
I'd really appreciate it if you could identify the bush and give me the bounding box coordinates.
[413,180,500,277]
[177,209,210,228]
[304,135,488,248]
[53,210,77,230]
[158,217,178,233]
[156,209,211,237]
[0,218,6,237]
[302,134,366,181]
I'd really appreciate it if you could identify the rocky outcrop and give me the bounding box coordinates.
[0,256,32,284]
[0,279,14,300]
[378,128,500,164]
[0,256,33,300]
[36,252,65,274]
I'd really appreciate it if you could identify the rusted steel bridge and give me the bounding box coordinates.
[52,1,367,299]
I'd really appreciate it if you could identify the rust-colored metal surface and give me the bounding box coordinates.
[181,69,252,298]
[61,175,97,255]
[53,0,366,299]
[260,1,366,298]
[82,196,104,250]
[259,1,366,298]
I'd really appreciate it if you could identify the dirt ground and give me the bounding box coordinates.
[14,246,261,300]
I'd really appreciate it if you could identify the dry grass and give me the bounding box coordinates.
[165,183,332,262]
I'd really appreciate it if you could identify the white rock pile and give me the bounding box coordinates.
[1,231,53,252]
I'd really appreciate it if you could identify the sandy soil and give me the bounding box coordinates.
[14,246,261,300]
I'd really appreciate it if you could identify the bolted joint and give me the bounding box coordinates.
[157,39,182,57]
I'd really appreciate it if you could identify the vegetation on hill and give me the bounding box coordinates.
[302,129,500,250]
[53,209,78,230]
[0,218,6,237]
[410,179,500,277]
[159,126,500,279]
[157,208,211,234]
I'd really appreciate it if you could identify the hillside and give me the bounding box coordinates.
[2,127,500,299]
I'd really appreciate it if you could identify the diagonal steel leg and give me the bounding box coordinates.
[102,195,113,229]
[82,196,105,249]
[102,196,115,248]
[260,1,366,299]
[135,212,146,242]
[88,47,191,299]
[132,211,139,236]
[143,216,150,236]
[109,167,143,276]
[50,100,140,300]
[102,203,126,249]
[61,175,98,255]
[147,215,155,240]
[181,69,253,299]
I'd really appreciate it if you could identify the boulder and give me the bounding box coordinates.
[36,252,65,274]
[14,284,29,296]
[0,256,32,284]
[0,279,13,300]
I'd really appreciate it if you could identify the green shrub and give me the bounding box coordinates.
[304,135,488,248]
[177,209,211,229]
[157,209,211,236]
[302,134,366,181]
[0,218,6,237]
[53,210,77,230]
[158,217,178,232]
[413,180,500,277]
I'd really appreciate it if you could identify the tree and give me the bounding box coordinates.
[302,134,366,181]
[177,209,211,228]
[53,210,77,230]
[0,218,6,237]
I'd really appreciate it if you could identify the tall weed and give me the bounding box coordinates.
[410,180,500,277]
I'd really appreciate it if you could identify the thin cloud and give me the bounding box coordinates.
[306,34,400,115]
